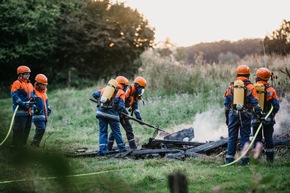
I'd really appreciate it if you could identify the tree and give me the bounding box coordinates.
[0,0,60,82]
[0,0,155,95]
[54,0,154,81]
[264,20,290,55]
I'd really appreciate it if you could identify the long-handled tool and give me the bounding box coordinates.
[120,112,168,133]
[90,98,171,136]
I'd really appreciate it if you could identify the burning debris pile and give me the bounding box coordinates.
[68,127,290,160]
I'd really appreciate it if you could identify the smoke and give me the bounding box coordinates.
[163,107,228,142]
[191,108,228,142]
[274,94,290,136]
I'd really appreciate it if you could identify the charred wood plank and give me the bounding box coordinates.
[131,149,184,159]
[143,138,205,149]
[186,138,228,154]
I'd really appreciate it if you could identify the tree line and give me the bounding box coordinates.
[0,0,154,93]
[1,0,289,97]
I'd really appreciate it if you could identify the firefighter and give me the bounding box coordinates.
[31,74,51,147]
[252,68,280,162]
[123,76,147,148]
[10,65,34,147]
[92,79,127,155]
[224,65,262,165]
[107,76,140,150]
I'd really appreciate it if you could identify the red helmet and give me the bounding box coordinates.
[134,76,147,87]
[237,65,250,75]
[116,76,129,85]
[35,74,48,85]
[256,68,271,81]
[17,65,31,74]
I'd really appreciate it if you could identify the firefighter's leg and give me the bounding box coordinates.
[225,112,239,163]
[263,124,274,162]
[110,120,125,152]
[121,117,137,150]
[98,117,109,155]
[12,116,27,147]
[31,121,46,147]
[252,125,263,159]
[108,132,115,151]
[23,115,32,145]
[240,114,251,165]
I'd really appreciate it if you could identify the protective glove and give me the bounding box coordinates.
[225,110,229,126]
[48,107,52,116]
[20,101,30,110]
[256,111,266,121]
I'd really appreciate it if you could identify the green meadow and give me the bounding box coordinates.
[0,52,289,193]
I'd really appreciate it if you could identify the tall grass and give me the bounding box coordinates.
[0,51,289,193]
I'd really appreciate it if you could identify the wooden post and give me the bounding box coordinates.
[168,171,188,193]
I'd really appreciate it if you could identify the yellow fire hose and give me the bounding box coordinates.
[0,105,19,146]
[219,105,273,167]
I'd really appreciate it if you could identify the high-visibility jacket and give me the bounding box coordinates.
[92,88,126,121]
[224,76,261,113]
[32,88,51,122]
[125,84,142,120]
[252,81,280,126]
[10,78,34,116]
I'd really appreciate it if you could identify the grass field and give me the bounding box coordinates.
[0,53,289,193]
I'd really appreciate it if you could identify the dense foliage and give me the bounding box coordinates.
[0,0,154,92]
[264,20,290,55]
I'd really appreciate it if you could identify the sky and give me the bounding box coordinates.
[117,0,290,47]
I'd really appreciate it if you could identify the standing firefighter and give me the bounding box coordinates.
[224,65,262,165]
[92,79,127,155]
[10,65,34,147]
[31,74,51,147]
[108,76,139,150]
[252,68,280,162]
[124,76,147,148]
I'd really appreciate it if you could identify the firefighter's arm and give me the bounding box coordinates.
[131,101,141,120]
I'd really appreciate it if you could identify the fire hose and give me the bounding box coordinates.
[0,105,19,146]
[219,105,273,167]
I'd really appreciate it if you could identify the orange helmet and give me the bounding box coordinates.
[256,68,271,81]
[237,65,250,75]
[134,76,147,87]
[116,76,129,85]
[17,65,31,74]
[35,74,48,85]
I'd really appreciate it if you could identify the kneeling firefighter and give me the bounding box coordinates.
[252,68,280,162]
[224,65,262,165]
[92,79,128,155]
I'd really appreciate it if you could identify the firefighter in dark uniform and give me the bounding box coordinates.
[92,79,127,155]
[224,65,262,165]
[10,66,34,147]
[252,68,280,162]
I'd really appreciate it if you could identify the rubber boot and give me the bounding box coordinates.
[129,140,137,150]
[266,152,274,163]
[108,141,114,151]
